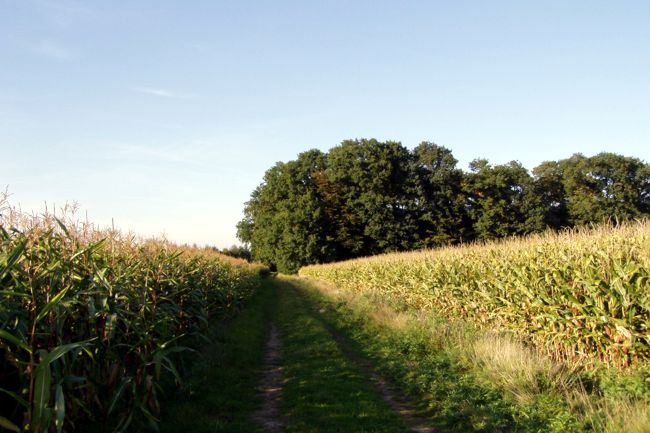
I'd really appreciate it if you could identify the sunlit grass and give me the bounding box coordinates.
[300,222,650,433]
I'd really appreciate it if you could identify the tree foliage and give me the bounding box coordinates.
[238,140,650,272]
[237,150,336,273]
[560,153,650,225]
[465,159,545,240]
[219,244,252,261]
[324,139,418,256]
[412,142,469,247]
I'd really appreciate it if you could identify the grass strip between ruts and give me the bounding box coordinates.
[274,278,412,433]
[285,276,586,433]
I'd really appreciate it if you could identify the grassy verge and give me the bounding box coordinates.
[287,276,607,433]
[157,279,276,433]
[273,278,412,433]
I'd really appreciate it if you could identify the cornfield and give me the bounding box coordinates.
[300,221,650,369]
[0,199,266,433]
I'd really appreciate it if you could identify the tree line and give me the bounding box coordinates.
[237,139,650,273]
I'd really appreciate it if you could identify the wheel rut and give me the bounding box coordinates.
[314,311,437,433]
[254,282,437,433]
[252,324,285,433]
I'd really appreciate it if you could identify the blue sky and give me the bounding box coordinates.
[2,1,649,247]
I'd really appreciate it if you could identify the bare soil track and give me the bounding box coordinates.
[252,324,285,433]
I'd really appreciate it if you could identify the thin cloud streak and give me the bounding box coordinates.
[28,40,75,59]
[100,140,263,181]
[30,0,95,26]
[134,87,198,99]
[113,143,202,164]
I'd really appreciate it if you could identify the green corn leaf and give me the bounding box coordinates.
[93,268,113,295]
[54,218,70,237]
[114,409,134,433]
[0,238,27,281]
[0,329,31,354]
[70,239,106,261]
[107,377,132,415]
[35,286,71,323]
[0,416,20,433]
[40,342,90,367]
[139,404,160,424]
[0,290,30,298]
[80,345,95,362]
[0,387,28,408]
[151,346,191,381]
[33,351,52,432]
[54,384,65,433]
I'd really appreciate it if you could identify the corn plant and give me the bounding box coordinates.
[300,221,650,370]
[0,201,266,432]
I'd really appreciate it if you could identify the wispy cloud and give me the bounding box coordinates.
[134,87,198,99]
[101,140,261,179]
[28,40,75,59]
[32,0,95,27]
[113,143,202,164]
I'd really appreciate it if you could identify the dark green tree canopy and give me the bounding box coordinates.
[562,153,650,225]
[238,139,649,272]
[325,139,418,256]
[464,159,545,240]
[533,153,650,228]
[533,160,568,229]
[237,149,336,273]
[412,142,469,246]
